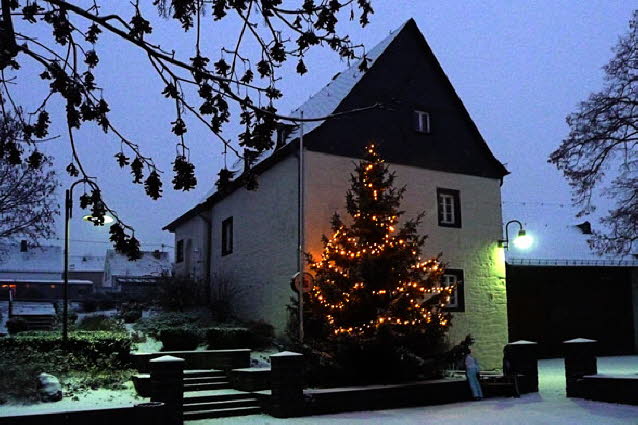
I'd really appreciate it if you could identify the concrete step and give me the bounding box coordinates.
[183,389,250,404]
[184,382,231,392]
[183,369,226,378]
[184,376,228,384]
[184,406,261,420]
[183,397,259,412]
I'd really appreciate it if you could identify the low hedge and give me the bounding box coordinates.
[0,331,133,403]
[76,315,126,332]
[158,327,202,351]
[0,331,132,369]
[206,327,253,349]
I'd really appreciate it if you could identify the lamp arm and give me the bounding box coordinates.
[500,220,524,250]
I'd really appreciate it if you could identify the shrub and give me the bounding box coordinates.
[97,292,119,311]
[76,315,125,332]
[82,298,98,313]
[121,310,142,324]
[0,331,132,369]
[206,327,252,349]
[0,332,134,402]
[158,327,202,351]
[118,302,143,323]
[209,274,244,322]
[247,321,274,349]
[134,311,203,339]
[156,277,208,312]
[6,317,28,334]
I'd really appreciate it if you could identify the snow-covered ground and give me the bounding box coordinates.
[191,356,638,425]
[1,355,636,423]
[0,381,143,417]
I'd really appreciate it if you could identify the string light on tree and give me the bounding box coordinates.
[306,143,454,338]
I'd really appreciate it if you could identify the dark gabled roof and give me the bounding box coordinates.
[164,19,508,232]
[297,18,508,178]
[163,141,296,231]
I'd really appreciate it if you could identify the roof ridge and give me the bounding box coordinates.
[286,19,411,141]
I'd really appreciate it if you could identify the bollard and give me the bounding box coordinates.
[563,338,597,398]
[150,355,185,425]
[269,351,304,418]
[504,340,539,393]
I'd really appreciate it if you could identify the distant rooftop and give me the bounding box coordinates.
[503,202,638,267]
[106,249,171,277]
[0,243,62,273]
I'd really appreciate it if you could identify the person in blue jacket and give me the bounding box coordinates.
[465,347,483,400]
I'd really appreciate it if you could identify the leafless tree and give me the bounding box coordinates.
[0,0,377,258]
[549,10,638,254]
[0,115,59,246]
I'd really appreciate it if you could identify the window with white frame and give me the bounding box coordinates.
[413,110,431,134]
[437,188,461,228]
[441,269,464,312]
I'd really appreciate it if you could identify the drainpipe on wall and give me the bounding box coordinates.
[298,111,305,342]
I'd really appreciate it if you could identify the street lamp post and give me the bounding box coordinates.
[63,178,111,342]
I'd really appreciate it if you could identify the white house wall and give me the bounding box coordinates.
[210,155,299,331]
[304,150,508,369]
[173,214,211,280]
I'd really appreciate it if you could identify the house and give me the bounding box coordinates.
[0,241,95,300]
[504,205,638,357]
[102,249,171,294]
[164,19,510,368]
[68,254,105,290]
[0,241,62,281]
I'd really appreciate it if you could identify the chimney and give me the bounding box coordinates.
[20,240,28,252]
[576,221,592,235]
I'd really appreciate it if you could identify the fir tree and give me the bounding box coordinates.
[306,143,453,342]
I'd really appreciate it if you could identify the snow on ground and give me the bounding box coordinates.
[1,355,636,423]
[190,356,638,425]
[0,381,145,417]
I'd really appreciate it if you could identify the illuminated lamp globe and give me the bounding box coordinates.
[513,230,533,250]
[82,214,114,226]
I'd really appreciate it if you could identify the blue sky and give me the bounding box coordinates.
[10,2,636,257]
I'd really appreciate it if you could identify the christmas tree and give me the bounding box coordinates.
[306,143,453,342]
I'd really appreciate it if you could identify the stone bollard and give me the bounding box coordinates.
[150,355,185,425]
[504,340,539,393]
[269,351,304,418]
[563,338,597,398]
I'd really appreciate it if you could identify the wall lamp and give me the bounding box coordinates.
[499,220,533,250]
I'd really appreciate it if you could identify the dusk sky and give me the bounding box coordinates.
[11,2,637,257]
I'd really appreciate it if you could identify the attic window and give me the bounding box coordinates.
[414,110,430,134]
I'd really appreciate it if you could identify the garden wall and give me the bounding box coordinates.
[0,403,166,425]
[301,379,471,415]
[132,349,250,372]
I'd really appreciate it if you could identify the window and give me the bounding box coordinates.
[176,239,184,263]
[222,216,233,256]
[413,110,431,134]
[441,269,465,312]
[437,188,461,228]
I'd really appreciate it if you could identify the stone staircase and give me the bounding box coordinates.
[182,369,261,421]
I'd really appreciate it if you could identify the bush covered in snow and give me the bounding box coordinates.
[76,315,126,332]
[0,331,134,402]
[158,326,202,351]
